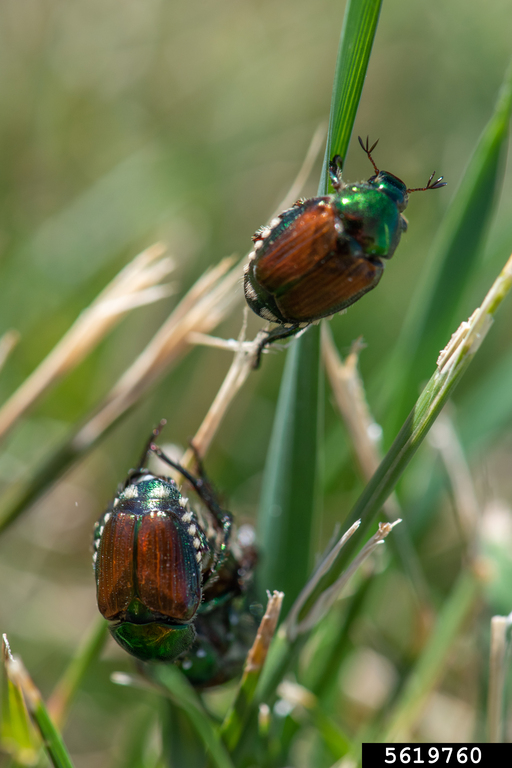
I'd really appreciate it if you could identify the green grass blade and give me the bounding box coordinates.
[257,0,384,618]
[257,328,321,613]
[47,618,109,729]
[146,665,234,768]
[299,252,512,613]
[220,591,283,751]
[3,638,75,768]
[320,0,383,190]
[387,59,512,426]
[1,637,39,766]
[380,570,480,741]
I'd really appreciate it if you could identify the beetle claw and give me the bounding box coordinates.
[358,135,380,174]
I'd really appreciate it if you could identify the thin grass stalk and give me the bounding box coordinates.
[322,324,432,611]
[380,570,480,742]
[46,618,109,729]
[487,614,511,743]
[3,637,75,768]
[298,252,512,615]
[0,257,238,534]
[0,243,174,444]
[385,59,512,427]
[181,310,257,467]
[286,521,400,641]
[220,591,284,751]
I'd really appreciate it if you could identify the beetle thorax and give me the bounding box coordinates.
[369,170,408,212]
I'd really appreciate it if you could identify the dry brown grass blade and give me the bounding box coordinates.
[72,256,241,451]
[0,330,20,376]
[181,310,267,467]
[429,411,480,555]
[322,323,434,621]
[0,243,174,445]
[322,323,399,519]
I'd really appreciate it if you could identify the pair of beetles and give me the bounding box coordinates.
[93,139,445,687]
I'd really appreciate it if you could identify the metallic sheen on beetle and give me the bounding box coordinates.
[244,136,446,365]
[93,422,258,687]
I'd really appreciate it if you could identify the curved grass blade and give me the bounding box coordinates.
[319,0,383,189]
[257,0,384,616]
[246,251,512,724]
[380,570,480,742]
[220,591,283,751]
[47,618,109,729]
[144,664,234,768]
[386,59,512,428]
[256,327,321,614]
[3,636,75,768]
[1,637,39,765]
[301,252,512,615]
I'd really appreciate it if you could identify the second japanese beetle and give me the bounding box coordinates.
[93,422,258,685]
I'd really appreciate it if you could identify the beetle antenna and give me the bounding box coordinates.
[358,135,380,175]
[328,155,344,191]
[137,419,167,469]
[407,171,447,193]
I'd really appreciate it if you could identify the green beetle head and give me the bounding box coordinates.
[369,171,409,212]
[110,621,196,663]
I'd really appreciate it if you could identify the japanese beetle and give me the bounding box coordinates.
[93,422,258,686]
[244,136,446,365]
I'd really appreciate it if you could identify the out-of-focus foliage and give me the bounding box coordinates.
[1,0,512,766]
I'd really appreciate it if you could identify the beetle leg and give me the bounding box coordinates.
[328,155,344,191]
[252,323,305,369]
[149,443,233,570]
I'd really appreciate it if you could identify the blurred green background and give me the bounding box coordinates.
[1,0,512,764]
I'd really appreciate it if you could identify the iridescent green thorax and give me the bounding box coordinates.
[128,476,183,504]
[369,170,409,211]
[243,143,445,368]
[332,179,407,259]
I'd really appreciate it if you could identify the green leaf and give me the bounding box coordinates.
[380,571,480,741]
[305,252,512,607]
[257,0,384,618]
[220,592,283,751]
[146,665,234,768]
[1,638,39,766]
[47,618,109,729]
[3,637,75,768]
[386,58,512,428]
[257,327,322,614]
[320,0,383,191]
